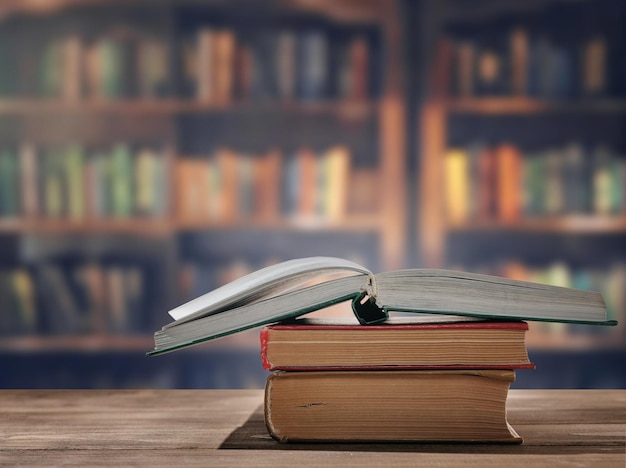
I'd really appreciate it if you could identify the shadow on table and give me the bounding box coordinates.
[219,405,625,454]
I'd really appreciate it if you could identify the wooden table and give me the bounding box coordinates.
[0,390,624,467]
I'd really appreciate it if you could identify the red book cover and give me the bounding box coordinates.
[260,318,534,371]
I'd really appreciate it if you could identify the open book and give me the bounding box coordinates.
[148,256,615,355]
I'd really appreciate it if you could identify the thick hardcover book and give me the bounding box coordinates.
[260,317,533,371]
[264,369,522,443]
[148,256,615,356]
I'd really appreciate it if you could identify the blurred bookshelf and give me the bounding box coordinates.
[0,0,407,388]
[417,0,626,376]
[1,0,625,390]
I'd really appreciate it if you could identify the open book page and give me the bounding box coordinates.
[375,269,609,323]
[152,274,368,354]
[167,257,372,324]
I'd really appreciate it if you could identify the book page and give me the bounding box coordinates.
[167,256,371,323]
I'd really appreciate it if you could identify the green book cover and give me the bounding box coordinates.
[100,39,123,98]
[147,257,617,356]
[43,149,64,218]
[40,40,63,97]
[135,148,156,216]
[111,144,133,218]
[0,149,19,217]
[65,144,86,220]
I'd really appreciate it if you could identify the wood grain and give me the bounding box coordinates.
[0,390,624,467]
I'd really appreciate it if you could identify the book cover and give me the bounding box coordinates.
[265,369,522,443]
[65,144,86,220]
[295,147,318,220]
[149,256,614,356]
[510,28,529,96]
[496,144,522,221]
[319,146,350,221]
[477,145,496,220]
[297,29,328,101]
[20,143,38,218]
[523,152,547,217]
[197,28,215,102]
[260,318,533,371]
[110,144,133,218]
[444,148,469,224]
[62,35,83,101]
[253,149,282,222]
[0,149,19,217]
[215,148,239,221]
[135,148,155,217]
[137,36,168,98]
[276,30,296,100]
[213,30,236,105]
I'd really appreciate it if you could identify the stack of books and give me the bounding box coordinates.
[148,256,615,443]
[260,317,533,443]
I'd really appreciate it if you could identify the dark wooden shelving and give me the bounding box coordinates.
[445,97,626,115]
[446,216,626,234]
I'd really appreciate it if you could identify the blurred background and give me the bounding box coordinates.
[0,0,624,389]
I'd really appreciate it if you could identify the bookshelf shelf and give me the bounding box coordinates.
[0,99,377,119]
[0,0,383,24]
[0,217,384,236]
[175,216,382,233]
[0,335,155,353]
[445,98,626,115]
[446,216,626,235]
[0,219,175,236]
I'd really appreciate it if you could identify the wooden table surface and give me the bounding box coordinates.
[0,390,624,467]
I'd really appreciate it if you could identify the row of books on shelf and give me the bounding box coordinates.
[0,142,378,224]
[0,144,169,220]
[435,25,622,98]
[0,261,156,336]
[176,145,378,224]
[462,260,625,338]
[444,142,625,224]
[0,25,375,103]
[181,27,374,103]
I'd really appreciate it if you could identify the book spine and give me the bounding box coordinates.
[496,144,523,221]
[444,148,469,224]
[260,328,271,370]
[20,143,38,218]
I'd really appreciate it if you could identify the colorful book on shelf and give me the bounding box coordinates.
[148,256,615,355]
[276,30,296,100]
[297,29,329,101]
[0,149,19,218]
[510,28,529,96]
[213,30,236,105]
[20,143,38,218]
[264,369,522,443]
[110,144,133,218]
[336,35,369,100]
[444,148,469,224]
[253,149,282,222]
[495,144,522,221]
[137,35,168,98]
[260,317,533,371]
[0,269,37,335]
[319,146,350,221]
[581,36,607,97]
[64,144,86,220]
